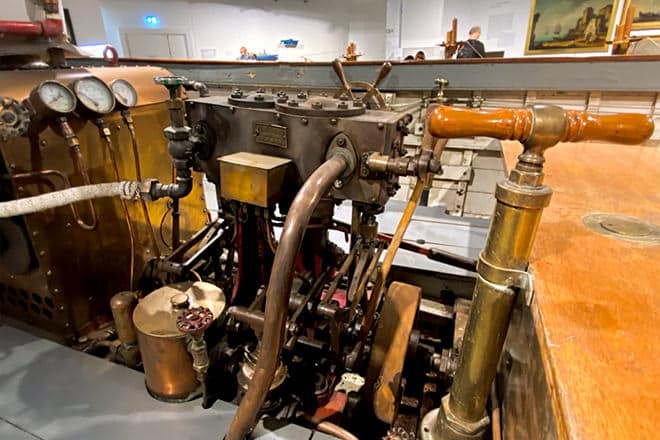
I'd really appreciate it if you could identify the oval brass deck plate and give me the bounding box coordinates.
[582,213,660,244]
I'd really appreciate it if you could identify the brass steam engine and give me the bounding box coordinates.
[0,5,655,439]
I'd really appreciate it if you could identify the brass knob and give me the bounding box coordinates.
[170,293,190,310]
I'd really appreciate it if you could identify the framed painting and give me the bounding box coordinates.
[630,0,660,29]
[525,0,620,54]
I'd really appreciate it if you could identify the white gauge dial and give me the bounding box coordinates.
[74,76,115,114]
[37,80,76,114]
[111,79,138,108]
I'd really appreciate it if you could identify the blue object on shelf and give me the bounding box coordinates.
[256,54,279,61]
[280,39,299,48]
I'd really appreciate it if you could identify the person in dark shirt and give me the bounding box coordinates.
[457,26,485,58]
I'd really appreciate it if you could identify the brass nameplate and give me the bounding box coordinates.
[254,122,287,149]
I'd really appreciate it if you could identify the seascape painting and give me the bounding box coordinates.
[525,0,619,54]
[631,0,660,29]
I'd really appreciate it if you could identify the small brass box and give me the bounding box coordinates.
[218,152,292,207]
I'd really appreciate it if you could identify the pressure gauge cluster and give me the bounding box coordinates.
[111,79,138,108]
[72,75,116,115]
[28,76,138,120]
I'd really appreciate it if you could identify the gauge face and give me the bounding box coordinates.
[37,80,76,114]
[73,76,115,114]
[111,79,138,108]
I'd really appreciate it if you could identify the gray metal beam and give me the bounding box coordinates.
[68,57,660,92]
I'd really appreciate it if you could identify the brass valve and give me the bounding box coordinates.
[366,150,441,178]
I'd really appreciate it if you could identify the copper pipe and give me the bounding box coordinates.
[301,413,359,440]
[12,169,93,230]
[58,118,98,230]
[226,155,348,440]
[97,121,136,291]
[122,111,160,258]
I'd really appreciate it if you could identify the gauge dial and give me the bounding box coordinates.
[111,79,138,108]
[73,76,115,114]
[36,80,76,114]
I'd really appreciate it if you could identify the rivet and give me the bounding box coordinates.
[40,140,47,147]
[378,123,384,129]
[17,186,23,192]
[46,270,52,276]
[330,118,338,125]
[115,124,122,130]
[53,288,60,294]
[39,250,46,256]
[32,231,38,237]
[301,118,308,125]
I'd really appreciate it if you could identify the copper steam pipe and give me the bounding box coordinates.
[226,155,349,440]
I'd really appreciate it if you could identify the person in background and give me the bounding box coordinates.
[238,46,256,60]
[456,26,485,58]
[414,50,426,61]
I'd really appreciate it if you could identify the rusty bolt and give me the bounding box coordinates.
[312,101,323,110]
[297,91,307,99]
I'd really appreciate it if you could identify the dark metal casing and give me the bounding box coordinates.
[187,95,407,207]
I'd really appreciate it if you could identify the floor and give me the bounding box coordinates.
[0,325,331,440]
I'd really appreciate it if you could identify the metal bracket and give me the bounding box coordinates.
[477,255,535,306]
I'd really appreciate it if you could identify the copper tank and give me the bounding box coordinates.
[133,281,225,401]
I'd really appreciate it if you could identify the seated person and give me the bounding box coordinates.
[457,26,485,58]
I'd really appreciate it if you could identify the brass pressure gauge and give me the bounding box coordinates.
[110,79,138,108]
[72,76,115,115]
[30,80,77,115]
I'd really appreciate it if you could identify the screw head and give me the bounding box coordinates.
[336,137,346,146]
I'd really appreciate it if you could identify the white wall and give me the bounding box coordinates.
[62,0,108,45]
[60,0,634,60]
[4,0,31,20]
[66,0,386,61]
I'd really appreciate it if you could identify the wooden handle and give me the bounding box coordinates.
[372,61,392,89]
[332,58,352,91]
[429,105,654,146]
[563,111,654,145]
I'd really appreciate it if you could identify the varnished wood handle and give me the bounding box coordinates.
[332,58,352,91]
[372,62,392,89]
[429,105,654,146]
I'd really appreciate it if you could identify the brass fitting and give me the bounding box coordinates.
[422,104,654,440]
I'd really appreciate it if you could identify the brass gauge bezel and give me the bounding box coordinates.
[110,78,138,109]
[71,75,116,115]
[30,80,77,116]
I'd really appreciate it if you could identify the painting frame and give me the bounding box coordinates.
[524,0,620,55]
[629,0,660,30]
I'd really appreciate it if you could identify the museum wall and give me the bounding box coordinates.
[63,0,387,61]
[62,0,642,60]
[63,0,108,46]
